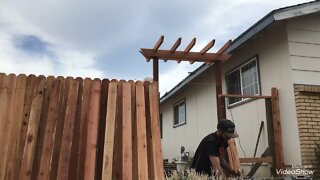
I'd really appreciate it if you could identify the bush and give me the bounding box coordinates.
[165,169,241,180]
[315,143,320,165]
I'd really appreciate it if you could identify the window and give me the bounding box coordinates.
[225,58,260,105]
[174,99,186,127]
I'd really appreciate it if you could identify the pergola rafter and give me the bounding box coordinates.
[140,36,232,65]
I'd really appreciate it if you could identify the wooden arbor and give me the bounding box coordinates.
[140,36,232,121]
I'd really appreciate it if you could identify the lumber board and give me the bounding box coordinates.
[130,80,138,180]
[122,82,133,180]
[57,80,79,180]
[17,75,37,178]
[19,76,46,180]
[239,157,273,163]
[84,79,101,180]
[271,88,284,170]
[0,74,17,180]
[96,79,109,180]
[102,82,118,180]
[113,80,124,180]
[148,82,164,180]
[68,77,83,179]
[32,76,54,179]
[135,81,149,180]
[77,78,92,180]
[228,139,240,171]
[37,79,62,180]
[4,74,27,180]
[50,77,70,180]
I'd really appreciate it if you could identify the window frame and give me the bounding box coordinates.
[225,56,261,107]
[173,98,186,128]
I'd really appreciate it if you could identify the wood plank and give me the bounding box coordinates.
[96,79,109,180]
[144,81,154,180]
[4,74,27,180]
[50,77,70,180]
[19,76,46,180]
[57,80,79,180]
[135,81,149,180]
[169,38,181,53]
[32,76,54,180]
[153,58,159,82]
[140,49,230,62]
[153,35,164,51]
[0,74,17,180]
[271,88,284,170]
[229,139,240,171]
[148,82,164,180]
[246,148,271,178]
[130,81,138,180]
[215,62,226,120]
[239,157,273,163]
[84,79,101,180]
[122,82,133,180]
[200,39,215,54]
[265,98,276,176]
[37,79,62,180]
[219,94,272,99]
[113,80,124,180]
[17,75,37,178]
[102,82,118,180]
[217,40,232,55]
[68,77,83,179]
[77,78,92,180]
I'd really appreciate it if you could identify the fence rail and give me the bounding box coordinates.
[0,73,163,180]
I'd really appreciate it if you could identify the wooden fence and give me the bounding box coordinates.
[0,73,164,180]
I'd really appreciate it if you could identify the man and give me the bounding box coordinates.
[191,119,240,178]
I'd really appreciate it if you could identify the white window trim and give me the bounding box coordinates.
[173,99,186,127]
[225,57,260,106]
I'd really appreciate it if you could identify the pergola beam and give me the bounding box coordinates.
[140,49,230,63]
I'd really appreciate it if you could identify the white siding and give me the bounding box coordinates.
[287,13,320,85]
[161,68,217,161]
[223,22,302,165]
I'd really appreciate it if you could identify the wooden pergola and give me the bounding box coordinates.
[140,36,284,177]
[140,36,232,121]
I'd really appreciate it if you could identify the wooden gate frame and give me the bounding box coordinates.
[219,90,284,176]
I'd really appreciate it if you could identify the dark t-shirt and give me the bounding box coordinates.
[191,132,229,176]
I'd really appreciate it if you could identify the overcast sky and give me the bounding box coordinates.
[0,0,313,95]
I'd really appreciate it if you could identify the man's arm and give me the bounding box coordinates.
[220,157,241,176]
[209,156,226,179]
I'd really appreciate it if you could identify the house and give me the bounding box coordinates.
[160,0,320,176]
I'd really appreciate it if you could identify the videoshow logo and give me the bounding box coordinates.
[276,168,314,175]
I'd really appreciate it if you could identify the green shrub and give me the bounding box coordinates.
[315,143,320,165]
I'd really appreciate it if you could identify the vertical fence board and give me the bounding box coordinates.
[77,78,92,180]
[50,77,70,180]
[19,76,46,180]
[37,79,62,180]
[84,79,101,180]
[17,75,37,176]
[113,80,124,180]
[4,74,27,180]
[57,80,79,180]
[32,76,54,180]
[0,74,17,180]
[144,81,154,180]
[135,81,149,180]
[130,81,138,180]
[122,82,133,180]
[149,82,164,180]
[96,79,109,180]
[68,77,83,180]
[102,82,117,180]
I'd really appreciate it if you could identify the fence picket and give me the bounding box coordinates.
[84,79,101,180]
[19,76,46,180]
[102,82,117,180]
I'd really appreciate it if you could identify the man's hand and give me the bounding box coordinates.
[230,169,241,177]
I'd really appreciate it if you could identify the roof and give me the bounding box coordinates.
[160,0,320,103]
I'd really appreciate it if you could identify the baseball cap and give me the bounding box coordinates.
[217,119,239,138]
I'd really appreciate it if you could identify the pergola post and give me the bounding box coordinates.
[153,58,159,82]
[215,61,226,121]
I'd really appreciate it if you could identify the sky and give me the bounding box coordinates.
[0,0,313,95]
